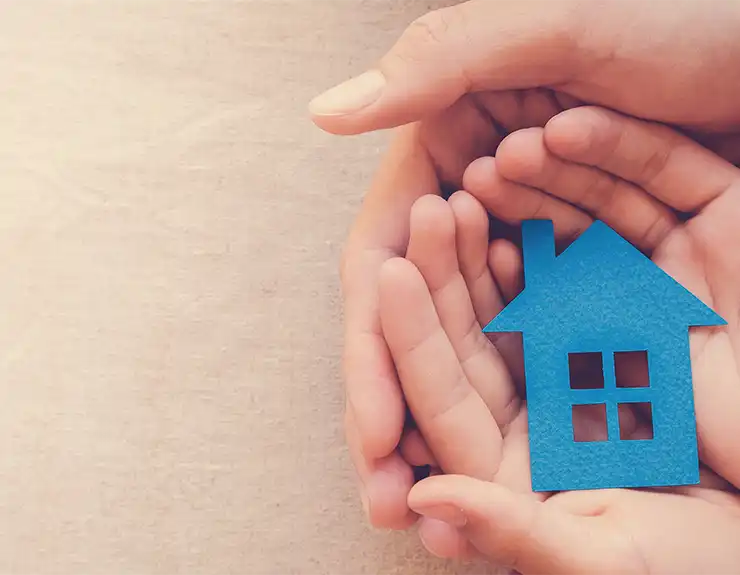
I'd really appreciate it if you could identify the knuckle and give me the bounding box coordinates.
[388,7,465,72]
[581,171,618,215]
[593,176,620,214]
[405,10,451,49]
[640,213,675,251]
[635,145,672,188]
[459,317,491,365]
[470,262,490,292]
[570,170,601,207]
[407,7,474,89]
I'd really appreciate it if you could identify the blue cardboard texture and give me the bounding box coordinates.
[483,220,726,492]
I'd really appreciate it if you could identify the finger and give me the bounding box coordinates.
[418,97,506,187]
[488,238,523,304]
[448,191,526,392]
[341,125,440,527]
[496,127,679,252]
[417,517,479,560]
[492,409,539,494]
[463,156,593,245]
[379,256,502,479]
[409,475,628,575]
[486,239,526,389]
[405,195,519,428]
[544,106,740,213]
[400,428,438,467]
[309,0,587,134]
[345,406,417,529]
[448,191,506,325]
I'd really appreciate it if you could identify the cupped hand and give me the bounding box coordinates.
[399,107,740,573]
[339,91,576,528]
[311,0,740,135]
[314,0,740,530]
[377,190,529,558]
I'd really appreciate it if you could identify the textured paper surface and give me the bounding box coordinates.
[484,220,725,492]
[0,2,497,573]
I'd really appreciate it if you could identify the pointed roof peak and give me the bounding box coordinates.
[483,219,726,333]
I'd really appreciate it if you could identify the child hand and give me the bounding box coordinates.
[380,108,740,573]
[378,191,534,559]
[379,191,602,560]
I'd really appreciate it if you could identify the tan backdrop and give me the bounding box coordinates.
[0,1,497,573]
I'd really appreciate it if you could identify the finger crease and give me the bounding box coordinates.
[458,316,490,364]
[640,213,675,252]
[634,142,672,190]
[425,371,476,426]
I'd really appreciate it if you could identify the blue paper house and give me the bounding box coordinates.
[483,220,725,492]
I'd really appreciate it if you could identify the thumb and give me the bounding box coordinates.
[408,475,626,574]
[309,0,587,135]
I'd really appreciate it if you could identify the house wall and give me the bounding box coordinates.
[523,324,700,492]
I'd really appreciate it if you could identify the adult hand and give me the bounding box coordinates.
[311,0,740,528]
[310,0,740,135]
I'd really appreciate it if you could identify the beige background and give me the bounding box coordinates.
[0,1,495,573]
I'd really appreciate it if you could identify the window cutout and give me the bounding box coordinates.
[618,402,653,440]
[615,350,649,388]
[572,404,608,442]
[568,352,604,389]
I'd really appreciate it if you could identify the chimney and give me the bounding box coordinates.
[521,220,555,285]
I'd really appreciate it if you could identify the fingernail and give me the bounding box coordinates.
[309,70,385,116]
[414,504,467,528]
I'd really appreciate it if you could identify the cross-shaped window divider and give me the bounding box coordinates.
[569,351,652,442]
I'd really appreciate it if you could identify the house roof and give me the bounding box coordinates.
[483,220,726,334]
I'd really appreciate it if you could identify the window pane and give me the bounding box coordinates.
[572,404,608,442]
[568,352,604,389]
[615,350,649,388]
[618,402,653,440]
